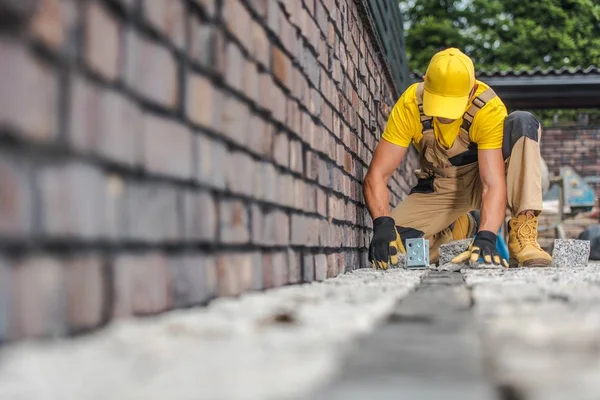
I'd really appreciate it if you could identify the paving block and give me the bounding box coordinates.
[439,239,472,265]
[552,239,590,268]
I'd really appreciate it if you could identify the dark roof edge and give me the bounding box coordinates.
[412,65,599,79]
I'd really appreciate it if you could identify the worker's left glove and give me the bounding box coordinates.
[452,230,509,268]
[368,216,403,270]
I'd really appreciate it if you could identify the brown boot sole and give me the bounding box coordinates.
[509,258,552,268]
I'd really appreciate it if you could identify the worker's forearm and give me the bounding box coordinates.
[364,174,390,220]
[479,184,507,234]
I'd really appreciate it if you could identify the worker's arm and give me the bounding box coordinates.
[477,148,507,234]
[364,140,408,219]
[452,148,508,267]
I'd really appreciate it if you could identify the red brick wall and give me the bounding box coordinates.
[0,0,417,340]
[541,126,600,195]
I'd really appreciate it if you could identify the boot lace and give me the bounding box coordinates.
[512,217,541,248]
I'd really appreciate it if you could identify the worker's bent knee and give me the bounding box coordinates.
[502,111,540,159]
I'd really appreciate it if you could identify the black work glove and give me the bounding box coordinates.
[368,216,402,270]
[452,230,509,268]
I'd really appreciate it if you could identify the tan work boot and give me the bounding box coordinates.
[451,213,477,240]
[507,213,552,267]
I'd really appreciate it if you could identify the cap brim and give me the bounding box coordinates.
[422,89,469,120]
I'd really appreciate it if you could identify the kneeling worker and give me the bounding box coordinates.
[364,48,551,269]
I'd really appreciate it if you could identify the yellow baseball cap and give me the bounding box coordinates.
[423,48,476,120]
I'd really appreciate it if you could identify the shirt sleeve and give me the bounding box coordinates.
[381,85,419,148]
[470,100,508,150]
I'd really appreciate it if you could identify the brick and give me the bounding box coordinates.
[327,253,338,278]
[244,61,260,104]
[272,46,291,86]
[317,158,332,187]
[226,151,255,197]
[272,83,287,124]
[98,89,142,166]
[105,174,127,240]
[316,187,327,216]
[216,253,239,296]
[197,133,227,189]
[182,190,217,242]
[252,20,270,67]
[279,10,297,56]
[290,139,304,174]
[277,173,295,208]
[293,178,305,209]
[267,0,280,34]
[314,254,327,281]
[222,94,250,146]
[251,204,264,244]
[273,131,290,168]
[223,0,252,52]
[143,0,185,49]
[11,256,66,338]
[247,115,272,157]
[187,72,221,129]
[315,1,328,32]
[142,113,193,179]
[189,16,215,68]
[288,250,302,284]
[124,30,178,107]
[249,252,264,291]
[169,254,213,307]
[263,251,288,289]
[259,72,273,111]
[225,42,245,92]
[0,39,57,142]
[264,209,290,246]
[68,76,99,152]
[30,0,76,49]
[321,219,331,247]
[262,162,278,203]
[219,199,249,244]
[125,183,181,242]
[65,255,105,332]
[291,213,309,246]
[85,2,120,80]
[113,253,171,317]
[0,152,33,238]
[302,253,315,282]
[39,163,107,239]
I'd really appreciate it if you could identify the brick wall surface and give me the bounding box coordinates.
[541,127,600,195]
[0,0,418,341]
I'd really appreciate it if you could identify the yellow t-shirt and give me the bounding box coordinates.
[381,80,507,150]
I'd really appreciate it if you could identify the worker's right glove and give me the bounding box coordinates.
[368,216,403,270]
[452,230,509,268]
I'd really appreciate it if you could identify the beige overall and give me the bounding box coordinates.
[391,83,544,263]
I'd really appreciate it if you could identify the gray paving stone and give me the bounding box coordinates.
[439,239,472,265]
[314,272,496,399]
[552,239,590,268]
[0,268,426,400]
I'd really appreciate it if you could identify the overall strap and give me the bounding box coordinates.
[460,88,497,136]
[416,83,433,135]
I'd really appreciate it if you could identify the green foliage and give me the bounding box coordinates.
[401,0,600,73]
[400,0,600,125]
